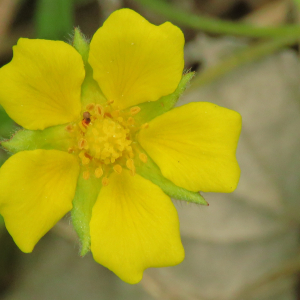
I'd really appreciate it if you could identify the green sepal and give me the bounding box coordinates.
[71,168,101,256]
[1,124,72,154]
[0,106,18,139]
[72,27,106,107]
[73,27,89,64]
[135,146,208,206]
[132,72,195,124]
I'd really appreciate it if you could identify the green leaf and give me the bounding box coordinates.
[1,124,73,154]
[71,169,101,256]
[132,72,194,124]
[135,147,208,206]
[35,0,74,40]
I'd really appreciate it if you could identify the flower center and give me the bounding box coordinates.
[84,116,132,163]
[66,102,148,185]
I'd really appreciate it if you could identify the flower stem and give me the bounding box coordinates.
[187,34,300,91]
[135,0,300,38]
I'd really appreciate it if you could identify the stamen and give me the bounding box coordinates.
[113,164,122,174]
[129,168,136,176]
[83,171,90,180]
[126,158,135,170]
[95,167,103,178]
[71,102,140,184]
[65,124,74,132]
[127,117,135,125]
[78,138,88,150]
[78,122,87,133]
[130,106,141,115]
[86,103,95,111]
[95,104,104,117]
[139,153,148,163]
[102,177,109,186]
[140,123,149,129]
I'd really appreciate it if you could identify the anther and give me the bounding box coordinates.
[102,177,109,186]
[65,124,74,132]
[113,164,122,174]
[130,106,141,115]
[86,103,95,111]
[78,138,88,150]
[82,111,91,127]
[83,171,90,180]
[140,123,149,129]
[126,158,135,170]
[127,117,135,125]
[95,167,103,178]
[68,147,74,153]
[107,99,114,105]
[95,104,104,117]
[139,153,148,163]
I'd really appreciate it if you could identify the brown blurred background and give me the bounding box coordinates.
[0,0,300,299]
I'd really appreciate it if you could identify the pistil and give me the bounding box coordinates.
[66,101,149,184]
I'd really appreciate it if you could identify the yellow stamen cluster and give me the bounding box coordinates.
[66,102,148,185]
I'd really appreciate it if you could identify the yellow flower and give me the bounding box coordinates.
[0,9,241,284]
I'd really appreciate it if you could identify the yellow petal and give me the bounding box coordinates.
[138,102,242,193]
[89,8,184,110]
[90,171,184,284]
[0,150,80,252]
[0,38,85,130]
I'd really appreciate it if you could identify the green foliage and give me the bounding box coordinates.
[35,0,74,40]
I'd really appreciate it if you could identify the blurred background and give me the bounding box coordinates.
[0,0,300,299]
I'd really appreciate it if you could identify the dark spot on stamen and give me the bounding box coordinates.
[83,111,90,120]
[82,111,91,126]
